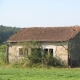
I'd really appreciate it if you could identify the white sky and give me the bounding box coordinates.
[0,0,80,28]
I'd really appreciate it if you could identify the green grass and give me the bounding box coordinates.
[0,68,80,80]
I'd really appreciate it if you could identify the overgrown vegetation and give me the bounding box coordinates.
[16,41,64,68]
[0,41,66,68]
[0,45,7,65]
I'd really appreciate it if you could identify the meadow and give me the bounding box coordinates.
[0,68,80,80]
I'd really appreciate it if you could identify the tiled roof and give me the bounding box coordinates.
[7,26,80,42]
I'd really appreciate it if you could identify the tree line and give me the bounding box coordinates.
[0,25,21,44]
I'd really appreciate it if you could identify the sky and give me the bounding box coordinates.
[0,0,80,28]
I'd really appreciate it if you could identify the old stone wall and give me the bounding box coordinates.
[41,42,68,66]
[8,43,24,62]
[8,42,68,65]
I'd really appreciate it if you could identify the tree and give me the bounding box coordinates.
[0,37,2,44]
[19,41,42,63]
[0,25,21,43]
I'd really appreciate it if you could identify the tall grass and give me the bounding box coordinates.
[0,44,6,65]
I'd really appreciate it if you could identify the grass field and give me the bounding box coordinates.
[0,68,80,80]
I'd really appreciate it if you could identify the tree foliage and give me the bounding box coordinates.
[0,25,21,44]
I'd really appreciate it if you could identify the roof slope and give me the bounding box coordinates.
[7,26,80,42]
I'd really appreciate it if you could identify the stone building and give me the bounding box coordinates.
[7,26,80,67]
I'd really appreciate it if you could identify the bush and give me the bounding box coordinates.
[42,53,58,66]
[28,49,42,63]
[27,49,63,67]
[0,45,7,64]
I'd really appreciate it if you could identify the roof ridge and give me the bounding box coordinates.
[22,26,80,29]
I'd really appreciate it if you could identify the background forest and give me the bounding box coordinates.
[0,25,21,44]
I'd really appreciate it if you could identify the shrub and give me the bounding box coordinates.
[0,45,6,64]
[28,49,42,63]
[27,50,62,67]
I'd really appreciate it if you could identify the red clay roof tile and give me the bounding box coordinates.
[7,26,80,42]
